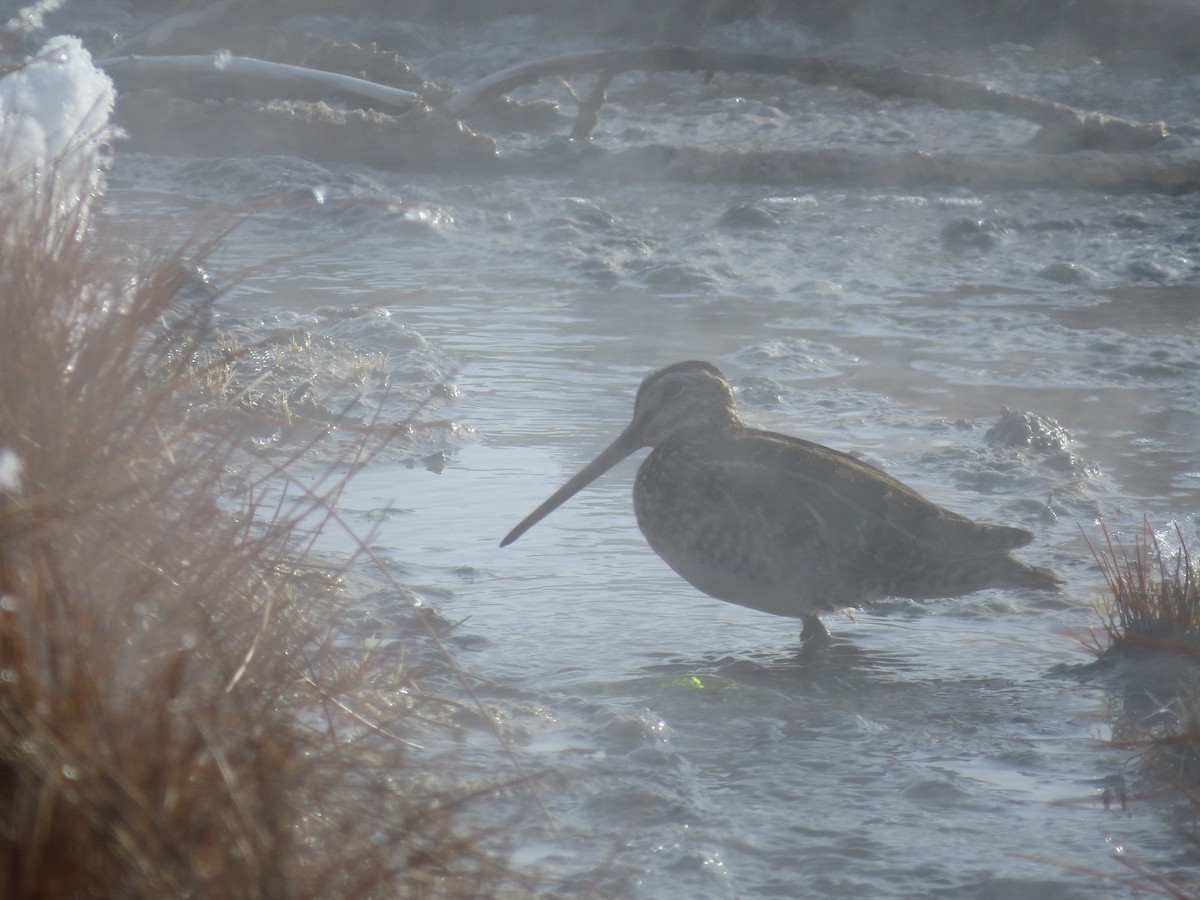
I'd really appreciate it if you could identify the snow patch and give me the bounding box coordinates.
[0,34,116,214]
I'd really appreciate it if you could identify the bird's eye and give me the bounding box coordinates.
[661,379,685,401]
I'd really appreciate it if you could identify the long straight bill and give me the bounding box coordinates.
[500,423,643,547]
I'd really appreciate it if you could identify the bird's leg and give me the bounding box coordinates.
[800,614,831,648]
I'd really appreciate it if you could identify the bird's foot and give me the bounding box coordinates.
[800,614,831,650]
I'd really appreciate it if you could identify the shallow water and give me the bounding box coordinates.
[79,5,1200,895]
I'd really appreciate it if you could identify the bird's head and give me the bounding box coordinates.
[630,360,742,447]
[500,360,740,547]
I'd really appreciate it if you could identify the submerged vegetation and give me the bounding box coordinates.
[0,130,526,900]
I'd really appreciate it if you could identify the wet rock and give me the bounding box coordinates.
[1112,212,1155,229]
[941,217,1005,252]
[985,408,1095,476]
[1125,258,1172,281]
[986,408,1071,454]
[410,450,447,474]
[899,777,974,807]
[1037,261,1096,284]
[562,198,617,229]
[633,260,720,291]
[716,202,784,229]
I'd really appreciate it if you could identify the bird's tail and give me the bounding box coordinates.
[894,554,1064,599]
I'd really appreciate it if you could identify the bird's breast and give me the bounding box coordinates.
[631,437,839,617]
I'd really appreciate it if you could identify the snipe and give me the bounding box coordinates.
[501,360,1061,644]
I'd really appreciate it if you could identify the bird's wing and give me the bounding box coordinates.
[695,429,1032,567]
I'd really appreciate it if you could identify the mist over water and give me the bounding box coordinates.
[34,1,1200,894]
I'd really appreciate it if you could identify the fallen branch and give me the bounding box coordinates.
[97,52,422,113]
[443,44,1169,153]
[569,68,614,142]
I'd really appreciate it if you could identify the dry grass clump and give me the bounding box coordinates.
[0,157,524,896]
[1087,518,1200,657]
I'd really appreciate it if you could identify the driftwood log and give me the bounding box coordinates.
[97,53,422,113]
[442,44,1169,154]
[92,42,1200,189]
